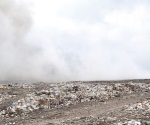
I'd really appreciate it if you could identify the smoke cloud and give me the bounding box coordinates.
[0,0,150,82]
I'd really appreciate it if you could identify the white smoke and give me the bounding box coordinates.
[0,0,150,82]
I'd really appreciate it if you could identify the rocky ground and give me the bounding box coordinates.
[0,80,150,125]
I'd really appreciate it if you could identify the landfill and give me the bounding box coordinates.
[0,80,150,125]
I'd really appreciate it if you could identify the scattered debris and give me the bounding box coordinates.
[0,81,150,125]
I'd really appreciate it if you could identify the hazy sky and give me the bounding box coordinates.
[0,0,150,82]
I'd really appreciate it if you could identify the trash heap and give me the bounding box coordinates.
[4,122,15,125]
[117,120,150,125]
[108,98,150,125]
[0,94,16,103]
[0,93,39,119]
[125,99,150,112]
[108,98,150,124]
[0,85,17,103]
[118,98,150,123]
[0,82,150,122]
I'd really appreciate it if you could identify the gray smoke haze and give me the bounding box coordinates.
[0,0,34,81]
[0,0,150,82]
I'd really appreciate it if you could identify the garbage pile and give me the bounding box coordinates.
[0,94,39,119]
[0,85,17,103]
[119,98,150,123]
[109,98,150,124]
[4,122,15,125]
[49,98,150,125]
[125,99,150,112]
[0,81,150,123]
[0,83,34,103]
[107,98,150,125]
[118,120,150,125]
[0,94,16,103]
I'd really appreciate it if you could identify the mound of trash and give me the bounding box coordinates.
[0,81,150,125]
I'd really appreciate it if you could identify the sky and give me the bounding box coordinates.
[0,0,150,82]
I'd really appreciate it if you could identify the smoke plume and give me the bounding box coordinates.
[0,0,150,82]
